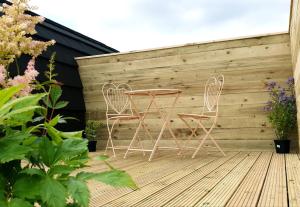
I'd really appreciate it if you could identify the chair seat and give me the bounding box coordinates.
[178,113,215,119]
[108,114,140,120]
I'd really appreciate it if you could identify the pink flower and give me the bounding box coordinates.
[7,75,32,97]
[24,59,39,81]
[0,65,7,86]
[8,75,29,86]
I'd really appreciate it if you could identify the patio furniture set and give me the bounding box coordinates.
[101,74,225,161]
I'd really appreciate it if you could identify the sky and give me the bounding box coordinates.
[31,0,291,52]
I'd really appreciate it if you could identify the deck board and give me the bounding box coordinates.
[257,153,288,207]
[194,152,260,207]
[286,154,300,207]
[163,152,248,207]
[85,151,300,207]
[104,152,238,207]
[226,152,273,207]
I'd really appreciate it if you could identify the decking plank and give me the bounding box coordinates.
[226,152,273,207]
[257,153,288,207]
[103,152,239,206]
[134,152,248,207]
[286,153,300,207]
[85,151,300,207]
[192,152,260,207]
[88,153,174,195]
[161,152,250,207]
[89,152,221,206]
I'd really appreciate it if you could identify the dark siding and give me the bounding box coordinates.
[0,0,118,131]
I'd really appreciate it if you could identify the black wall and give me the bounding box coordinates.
[0,0,118,131]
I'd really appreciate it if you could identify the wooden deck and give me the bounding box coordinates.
[85,151,300,207]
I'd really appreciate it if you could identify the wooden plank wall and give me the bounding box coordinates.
[290,0,300,151]
[76,33,295,151]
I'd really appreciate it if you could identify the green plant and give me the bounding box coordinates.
[0,1,137,207]
[264,77,297,139]
[85,120,103,141]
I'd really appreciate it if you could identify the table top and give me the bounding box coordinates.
[124,88,182,96]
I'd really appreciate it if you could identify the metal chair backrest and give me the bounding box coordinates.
[202,74,224,115]
[102,83,133,115]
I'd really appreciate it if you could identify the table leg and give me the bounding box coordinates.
[148,93,181,161]
[124,95,155,159]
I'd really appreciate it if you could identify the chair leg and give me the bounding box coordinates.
[178,116,200,155]
[208,134,226,156]
[192,121,225,158]
[105,119,118,157]
[137,135,146,156]
[124,120,143,159]
[192,132,209,158]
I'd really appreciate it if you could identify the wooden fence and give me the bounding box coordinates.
[76,33,295,151]
[290,0,300,150]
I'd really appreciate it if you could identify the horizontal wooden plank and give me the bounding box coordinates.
[79,43,290,73]
[97,140,276,152]
[77,33,289,66]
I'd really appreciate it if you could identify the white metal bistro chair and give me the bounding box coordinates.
[102,82,145,157]
[178,74,225,158]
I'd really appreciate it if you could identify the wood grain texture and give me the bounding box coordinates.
[86,151,300,207]
[290,0,300,151]
[76,33,294,151]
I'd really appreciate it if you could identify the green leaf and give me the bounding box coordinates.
[0,139,32,163]
[76,172,95,181]
[67,178,89,207]
[50,85,62,106]
[8,198,32,207]
[0,85,23,108]
[59,130,82,139]
[48,165,74,176]
[49,115,61,127]
[2,106,42,123]
[53,101,68,109]
[22,135,38,146]
[65,152,89,168]
[0,93,46,126]
[40,175,66,207]
[42,96,53,108]
[61,139,88,160]
[46,125,63,144]
[0,200,7,207]
[21,168,44,176]
[93,170,138,190]
[13,175,42,200]
[95,155,109,161]
[39,138,62,167]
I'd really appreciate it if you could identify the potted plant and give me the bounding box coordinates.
[85,120,103,152]
[264,77,297,153]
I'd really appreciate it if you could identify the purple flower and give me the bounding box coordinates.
[267,81,276,90]
[264,101,273,111]
[286,77,294,86]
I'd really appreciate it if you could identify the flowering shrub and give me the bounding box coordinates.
[0,0,54,66]
[0,1,137,207]
[0,0,55,97]
[264,77,297,139]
